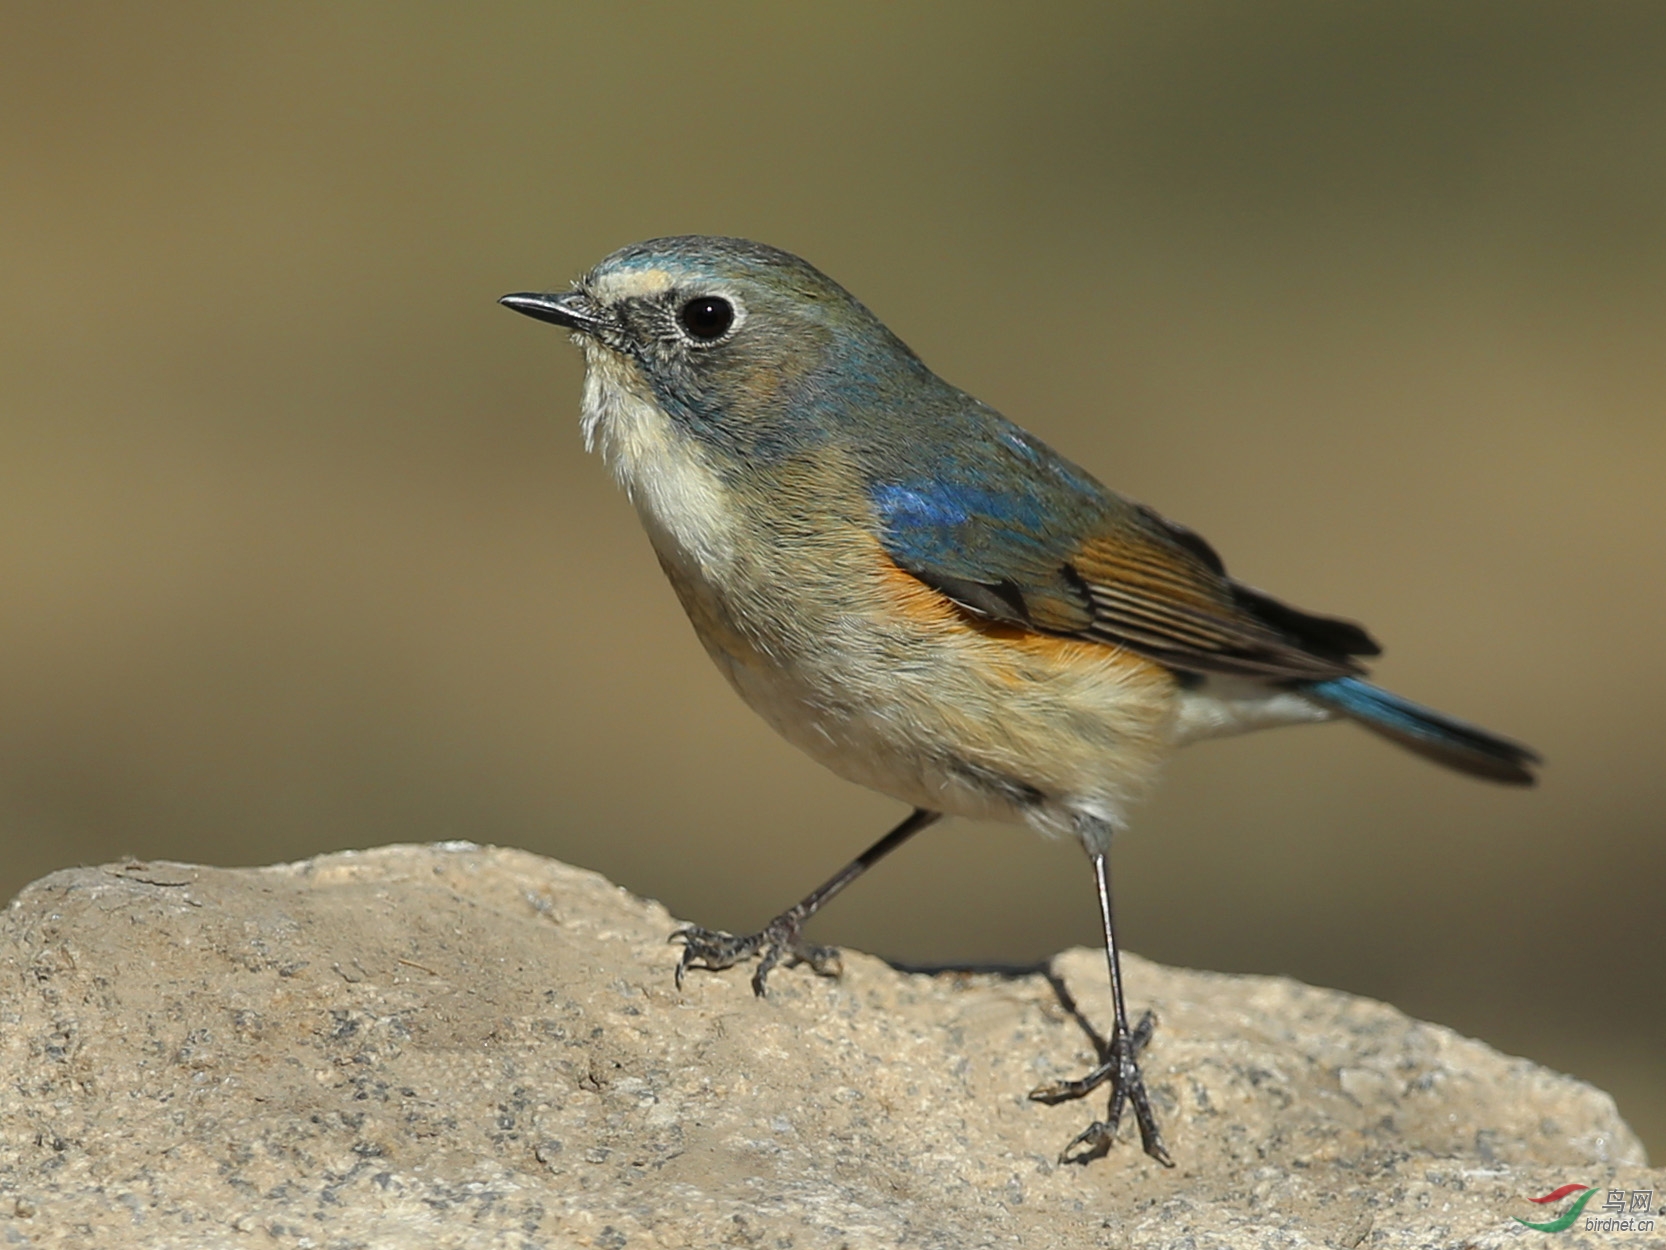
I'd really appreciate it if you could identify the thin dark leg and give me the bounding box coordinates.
[1029,850,1173,1166]
[673,807,941,996]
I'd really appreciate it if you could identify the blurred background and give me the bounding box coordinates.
[3,3,1661,1154]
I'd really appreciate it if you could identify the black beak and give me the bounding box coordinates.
[498,290,607,334]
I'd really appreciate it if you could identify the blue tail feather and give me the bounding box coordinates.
[1303,677,1539,786]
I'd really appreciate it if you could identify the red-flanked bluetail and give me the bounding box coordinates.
[501,237,1538,1166]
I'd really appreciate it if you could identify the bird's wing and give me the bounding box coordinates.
[867,434,1378,682]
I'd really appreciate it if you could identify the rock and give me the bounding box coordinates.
[0,843,1654,1248]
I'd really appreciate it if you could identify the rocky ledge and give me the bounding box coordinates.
[0,843,1654,1248]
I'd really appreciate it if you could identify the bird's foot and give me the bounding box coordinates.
[1029,1009,1173,1167]
[670,913,842,997]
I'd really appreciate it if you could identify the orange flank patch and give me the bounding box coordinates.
[874,556,989,629]
[875,557,1174,691]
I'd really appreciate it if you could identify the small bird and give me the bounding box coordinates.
[500,236,1538,1166]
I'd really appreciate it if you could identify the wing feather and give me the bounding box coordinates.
[864,414,1377,681]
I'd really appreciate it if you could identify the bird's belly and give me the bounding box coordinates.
[660,539,1180,835]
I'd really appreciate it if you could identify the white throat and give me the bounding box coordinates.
[578,342,738,577]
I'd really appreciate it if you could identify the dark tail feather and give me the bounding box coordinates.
[1303,676,1540,786]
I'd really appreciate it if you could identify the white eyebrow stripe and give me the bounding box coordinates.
[592,268,674,300]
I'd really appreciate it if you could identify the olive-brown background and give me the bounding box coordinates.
[4,4,1661,1154]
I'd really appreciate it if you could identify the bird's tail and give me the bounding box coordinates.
[1303,676,1539,786]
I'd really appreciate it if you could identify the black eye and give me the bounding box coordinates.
[678,295,734,341]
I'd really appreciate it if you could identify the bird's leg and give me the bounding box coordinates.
[1029,848,1174,1166]
[672,807,941,996]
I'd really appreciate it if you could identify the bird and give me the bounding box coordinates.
[499,236,1538,1166]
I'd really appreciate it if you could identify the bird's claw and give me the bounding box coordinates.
[671,917,842,996]
[1030,1009,1173,1167]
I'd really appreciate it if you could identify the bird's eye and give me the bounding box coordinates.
[678,296,734,341]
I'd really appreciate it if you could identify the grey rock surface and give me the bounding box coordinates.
[0,843,1654,1249]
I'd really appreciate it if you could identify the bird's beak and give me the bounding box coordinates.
[498,290,609,335]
